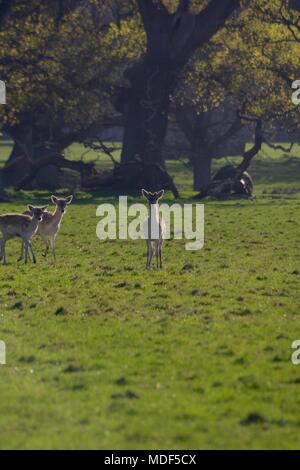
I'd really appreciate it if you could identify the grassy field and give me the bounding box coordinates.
[0,141,299,449]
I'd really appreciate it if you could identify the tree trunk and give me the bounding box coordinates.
[176,107,213,192]
[115,0,240,191]
[193,148,212,192]
[3,136,30,187]
[118,62,171,190]
[3,127,61,189]
[0,171,6,199]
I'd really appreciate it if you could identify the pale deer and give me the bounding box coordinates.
[21,195,73,260]
[0,206,48,265]
[142,189,165,270]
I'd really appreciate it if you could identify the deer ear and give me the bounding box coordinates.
[66,195,73,205]
[41,206,48,212]
[157,190,164,199]
[27,205,34,212]
[142,189,148,199]
[51,195,58,204]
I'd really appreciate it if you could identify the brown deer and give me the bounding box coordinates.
[0,206,48,264]
[20,195,73,261]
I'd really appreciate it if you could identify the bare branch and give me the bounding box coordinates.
[237,120,263,174]
[264,141,294,152]
[189,0,240,53]
[85,137,121,166]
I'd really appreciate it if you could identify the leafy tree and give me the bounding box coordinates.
[1,0,299,195]
[174,0,300,191]
[114,0,241,190]
[0,0,123,188]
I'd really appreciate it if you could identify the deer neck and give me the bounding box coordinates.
[53,207,64,224]
[29,216,40,234]
[150,203,160,224]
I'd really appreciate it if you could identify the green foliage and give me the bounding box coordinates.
[0,1,122,132]
[1,0,299,144]
[176,0,300,128]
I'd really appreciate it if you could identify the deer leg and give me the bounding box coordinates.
[28,241,36,264]
[146,242,153,270]
[155,242,159,269]
[149,243,154,269]
[159,243,163,269]
[18,242,25,262]
[146,242,151,270]
[2,239,7,265]
[21,240,34,263]
[41,235,49,257]
[50,235,56,260]
[24,241,29,264]
[146,245,149,270]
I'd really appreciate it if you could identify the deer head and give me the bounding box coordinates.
[142,190,164,205]
[27,206,48,221]
[51,195,73,214]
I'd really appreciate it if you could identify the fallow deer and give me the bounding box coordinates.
[0,206,48,265]
[142,189,166,270]
[21,195,73,260]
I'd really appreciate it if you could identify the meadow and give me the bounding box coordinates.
[0,141,299,450]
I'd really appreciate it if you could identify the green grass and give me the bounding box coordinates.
[0,142,299,449]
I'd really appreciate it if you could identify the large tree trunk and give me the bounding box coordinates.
[116,0,241,191]
[193,149,212,192]
[4,126,61,189]
[117,62,171,190]
[176,106,212,191]
[0,171,6,199]
[4,131,30,187]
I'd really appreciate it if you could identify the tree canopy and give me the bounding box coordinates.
[0,0,299,192]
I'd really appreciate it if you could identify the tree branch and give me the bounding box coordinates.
[137,0,168,32]
[264,141,294,153]
[237,120,263,175]
[209,117,242,150]
[189,0,240,53]
[0,0,12,25]
[14,154,95,191]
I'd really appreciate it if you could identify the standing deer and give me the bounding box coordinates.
[142,189,165,270]
[20,195,73,261]
[0,205,48,265]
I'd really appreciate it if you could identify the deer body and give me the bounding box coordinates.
[22,195,73,260]
[142,190,165,270]
[0,206,47,264]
